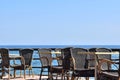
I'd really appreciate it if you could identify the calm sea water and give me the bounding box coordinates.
[0,45,119,75]
[1,45,120,48]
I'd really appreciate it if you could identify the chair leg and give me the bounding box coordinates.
[31,70,34,77]
[56,74,58,80]
[28,67,34,77]
[24,69,26,79]
[71,76,75,80]
[61,73,64,80]
[64,74,66,80]
[119,77,120,80]
[39,69,43,80]
[0,75,2,79]
[48,68,52,79]
[14,69,16,78]
[1,66,4,79]
[8,67,10,80]
[62,70,66,80]
[48,68,50,78]
[86,77,89,80]
[66,73,69,80]
[20,70,22,77]
[76,77,79,80]
[30,67,34,77]
[29,69,30,76]
[48,70,53,80]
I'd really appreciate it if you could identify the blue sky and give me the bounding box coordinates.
[0,0,120,45]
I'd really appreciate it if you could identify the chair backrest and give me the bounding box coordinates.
[88,48,96,68]
[38,48,52,66]
[62,47,72,70]
[0,48,9,68]
[96,48,111,70]
[89,48,96,52]
[70,48,88,70]
[20,49,33,66]
[96,48,111,60]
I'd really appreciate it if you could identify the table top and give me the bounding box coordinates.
[77,51,119,54]
[52,51,61,54]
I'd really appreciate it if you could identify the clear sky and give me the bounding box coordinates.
[0,0,120,45]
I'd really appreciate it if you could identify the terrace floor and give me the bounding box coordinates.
[2,75,93,80]
[3,75,44,80]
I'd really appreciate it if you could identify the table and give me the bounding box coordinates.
[51,51,61,54]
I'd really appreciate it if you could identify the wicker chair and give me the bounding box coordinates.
[39,48,65,80]
[0,48,26,79]
[97,59,119,80]
[19,49,34,77]
[96,48,120,80]
[61,47,74,80]
[50,47,73,80]
[88,48,96,69]
[71,48,95,80]
[12,49,34,78]
[38,48,52,80]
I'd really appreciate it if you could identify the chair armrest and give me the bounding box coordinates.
[20,56,25,66]
[9,55,25,66]
[71,57,75,70]
[97,59,120,80]
[97,59,118,73]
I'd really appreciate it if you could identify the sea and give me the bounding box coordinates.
[0,45,119,76]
